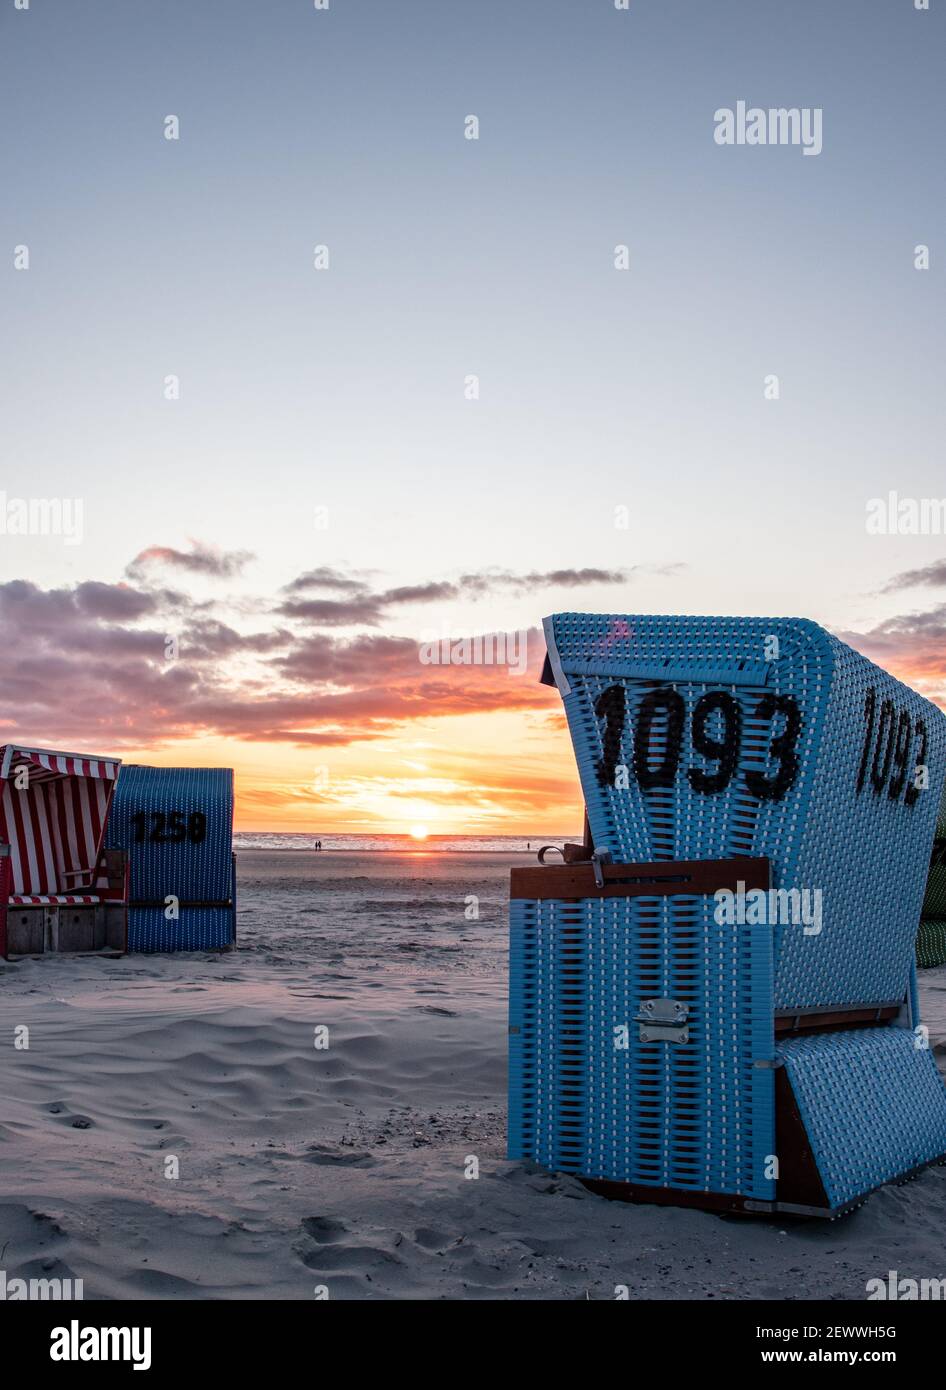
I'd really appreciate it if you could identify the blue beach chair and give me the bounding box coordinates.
[106,766,236,952]
[509,614,946,1215]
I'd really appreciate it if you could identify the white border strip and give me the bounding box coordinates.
[541,615,571,696]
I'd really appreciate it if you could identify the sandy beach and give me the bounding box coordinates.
[3,848,946,1301]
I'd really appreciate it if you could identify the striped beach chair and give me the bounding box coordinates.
[509,614,946,1215]
[105,766,236,952]
[0,744,128,958]
[916,788,946,968]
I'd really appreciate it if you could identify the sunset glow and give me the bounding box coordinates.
[1,551,942,836]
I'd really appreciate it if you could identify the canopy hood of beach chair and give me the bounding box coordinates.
[0,743,121,782]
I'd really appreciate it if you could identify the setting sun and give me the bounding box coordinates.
[409,825,429,841]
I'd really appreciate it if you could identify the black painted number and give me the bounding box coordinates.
[634,689,685,790]
[594,683,626,788]
[855,685,926,807]
[744,694,802,802]
[688,691,741,795]
[130,811,208,844]
[593,684,802,802]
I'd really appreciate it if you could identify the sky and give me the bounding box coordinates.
[1,0,945,833]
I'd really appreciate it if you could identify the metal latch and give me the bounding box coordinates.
[634,998,689,1044]
[591,848,612,888]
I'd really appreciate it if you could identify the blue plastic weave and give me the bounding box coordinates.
[106,766,235,952]
[544,614,946,1012]
[509,891,775,1199]
[778,1027,946,1209]
[122,864,236,951]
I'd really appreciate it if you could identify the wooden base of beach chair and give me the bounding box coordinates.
[2,901,127,957]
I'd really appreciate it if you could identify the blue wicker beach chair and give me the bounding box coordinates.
[105,766,236,952]
[508,614,946,1215]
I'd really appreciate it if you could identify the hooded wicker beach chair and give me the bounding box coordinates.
[508,614,946,1216]
[105,765,236,952]
[0,744,128,958]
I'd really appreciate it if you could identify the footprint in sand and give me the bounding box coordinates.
[300,1216,349,1244]
[299,1243,401,1273]
[45,1103,94,1130]
[302,1144,376,1168]
[412,1226,452,1251]
[295,1216,404,1280]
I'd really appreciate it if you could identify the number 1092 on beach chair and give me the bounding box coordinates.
[508,614,946,1216]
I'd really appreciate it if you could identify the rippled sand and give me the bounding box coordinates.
[3,849,946,1300]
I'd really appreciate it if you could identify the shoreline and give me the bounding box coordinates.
[233,845,543,855]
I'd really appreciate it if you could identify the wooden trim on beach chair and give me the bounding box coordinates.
[0,842,128,958]
[774,1005,901,1035]
[560,810,595,864]
[510,855,771,901]
[0,841,11,960]
[97,848,130,901]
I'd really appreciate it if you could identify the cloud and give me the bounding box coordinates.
[282,566,373,596]
[126,540,254,582]
[0,548,695,764]
[278,573,460,625]
[882,559,946,593]
[0,578,162,626]
[464,567,629,594]
[277,595,389,626]
[276,564,650,626]
[839,603,946,700]
[0,564,555,751]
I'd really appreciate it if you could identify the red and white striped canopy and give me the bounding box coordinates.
[0,745,120,783]
[0,744,121,898]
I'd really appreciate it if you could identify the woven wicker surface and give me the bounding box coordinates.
[106,766,235,951]
[545,614,946,1011]
[917,919,946,970]
[778,1027,946,1210]
[509,891,775,1199]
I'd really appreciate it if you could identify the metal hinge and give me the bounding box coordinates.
[634,998,689,1044]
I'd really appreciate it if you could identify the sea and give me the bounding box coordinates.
[233,832,577,853]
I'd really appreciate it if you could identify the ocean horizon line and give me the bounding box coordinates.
[233,830,579,852]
